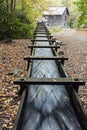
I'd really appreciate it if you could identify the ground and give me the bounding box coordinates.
[53,29,87,112]
[0,29,87,129]
[0,40,31,130]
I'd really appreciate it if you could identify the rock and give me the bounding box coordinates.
[7,67,22,76]
[58,50,64,55]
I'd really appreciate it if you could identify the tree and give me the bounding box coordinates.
[62,0,71,7]
[74,0,87,28]
[0,0,48,40]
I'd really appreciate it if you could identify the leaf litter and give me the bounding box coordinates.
[0,39,31,130]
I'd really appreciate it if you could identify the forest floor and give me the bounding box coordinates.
[0,29,87,130]
[0,39,31,130]
[53,29,87,113]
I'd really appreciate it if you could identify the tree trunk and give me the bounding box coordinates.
[13,0,16,11]
[10,0,13,12]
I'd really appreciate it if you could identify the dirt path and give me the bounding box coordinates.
[53,29,87,113]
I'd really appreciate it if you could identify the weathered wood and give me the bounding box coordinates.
[34,32,51,35]
[34,30,49,32]
[33,35,53,38]
[33,35,52,37]
[24,56,68,61]
[28,45,60,48]
[31,39,55,42]
[14,78,85,86]
[24,56,68,70]
[12,89,27,130]
[43,7,69,27]
[53,56,87,129]
[31,39,56,45]
[28,45,60,54]
[33,35,53,39]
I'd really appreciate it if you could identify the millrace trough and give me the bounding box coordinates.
[13,22,87,130]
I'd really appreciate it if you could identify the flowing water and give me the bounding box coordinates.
[21,33,82,130]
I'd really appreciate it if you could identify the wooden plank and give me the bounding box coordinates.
[33,35,53,40]
[34,30,48,32]
[31,39,55,42]
[28,45,60,54]
[28,45,60,49]
[24,56,68,61]
[34,32,51,34]
[24,56,68,70]
[31,39,56,45]
[12,89,27,130]
[33,35,53,38]
[14,78,85,86]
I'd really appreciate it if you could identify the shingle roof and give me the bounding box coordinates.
[43,6,69,15]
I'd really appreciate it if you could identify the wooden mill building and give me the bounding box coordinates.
[42,6,69,28]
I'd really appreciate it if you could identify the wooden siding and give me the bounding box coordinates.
[43,8,69,28]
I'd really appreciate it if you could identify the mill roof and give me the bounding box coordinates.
[43,6,69,16]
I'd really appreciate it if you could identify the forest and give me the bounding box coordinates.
[0,0,87,40]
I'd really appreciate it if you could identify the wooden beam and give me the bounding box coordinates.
[24,56,68,61]
[30,39,56,44]
[34,32,51,35]
[33,35,53,38]
[28,45,60,48]
[33,35,53,40]
[35,30,49,32]
[31,39,55,42]
[28,45,60,54]
[24,56,68,70]
[14,78,85,86]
